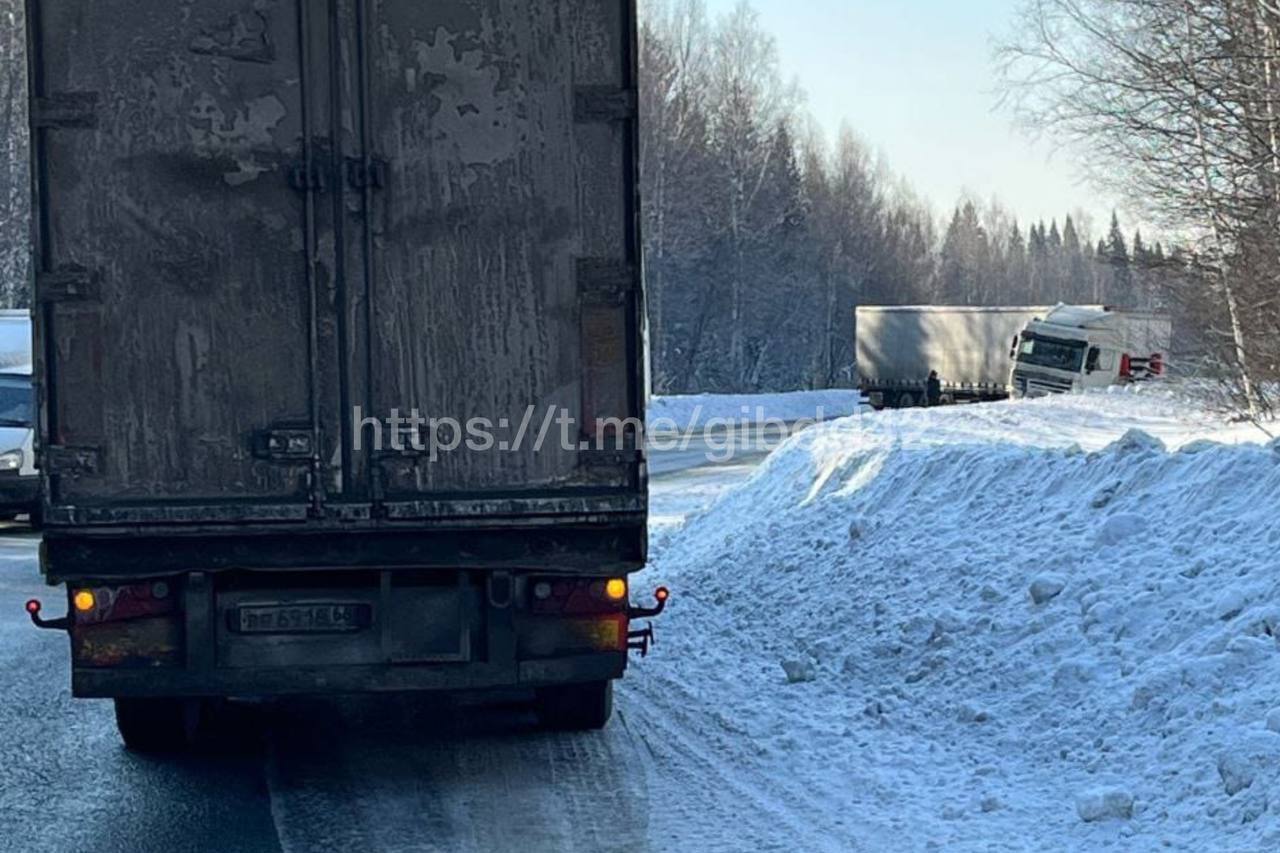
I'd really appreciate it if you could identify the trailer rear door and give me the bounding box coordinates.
[351,0,644,514]
[30,0,644,529]
[30,1,345,523]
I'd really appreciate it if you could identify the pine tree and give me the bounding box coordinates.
[1103,212,1131,303]
[1061,215,1088,303]
[743,121,814,389]
[1005,222,1029,302]
[1094,239,1109,302]
[1131,229,1147,263]
[1028,222,1048,303]
[1046,219,1064,298]
[938,202,989,304]
[1131,229,1149,309]
[938,207,966,304]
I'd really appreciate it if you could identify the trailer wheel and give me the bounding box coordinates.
[894,391,917,409]
[535,680,614,731]
[114,698,195,752]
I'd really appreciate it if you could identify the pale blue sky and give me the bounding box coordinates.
[702,0,1123,238]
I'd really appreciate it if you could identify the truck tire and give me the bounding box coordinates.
[894,391,917,409]
[114,698,193,752]
[535,680,613,731]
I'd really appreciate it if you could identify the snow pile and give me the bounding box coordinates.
[632,388,1280,850]
[647,389,868,432]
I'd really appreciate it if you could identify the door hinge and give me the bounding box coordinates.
[37,266,102,304]
[33,92,99,129]
[574,87,637,123]
[42,445,103,476]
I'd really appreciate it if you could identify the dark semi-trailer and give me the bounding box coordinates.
[24,0,663,750]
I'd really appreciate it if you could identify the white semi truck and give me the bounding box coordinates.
[857,304,1171,409]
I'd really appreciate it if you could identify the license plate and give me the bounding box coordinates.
[235,603,371,634]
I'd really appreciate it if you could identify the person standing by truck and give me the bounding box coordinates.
[925,371,942,407]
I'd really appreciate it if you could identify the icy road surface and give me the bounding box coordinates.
[2,388,1278,852]
[0,430,754,853]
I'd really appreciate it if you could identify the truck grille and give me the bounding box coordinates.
[1013,370,1074,397]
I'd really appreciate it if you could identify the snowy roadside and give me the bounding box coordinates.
[647,390,870,434]
[626,387,1280,851]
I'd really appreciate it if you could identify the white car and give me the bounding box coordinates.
[0,312,38,523]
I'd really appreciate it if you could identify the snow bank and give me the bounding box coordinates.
[647,390,868,432]
[634,387,1280,850]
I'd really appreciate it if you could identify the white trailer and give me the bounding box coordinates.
[856,306,1054,408]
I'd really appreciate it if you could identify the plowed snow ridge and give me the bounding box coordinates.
[631,388,1280,851]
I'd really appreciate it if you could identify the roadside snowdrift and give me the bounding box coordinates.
[631,389,1280,851]
[647,389,867,431]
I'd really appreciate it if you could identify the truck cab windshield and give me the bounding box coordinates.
[0,374,34,428]
[1016,334,1087,373]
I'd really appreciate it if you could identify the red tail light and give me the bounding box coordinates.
[1120,354,1132,378]
[1150,353,1164,376]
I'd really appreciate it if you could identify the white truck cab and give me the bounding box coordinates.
[1010,305,1172,397]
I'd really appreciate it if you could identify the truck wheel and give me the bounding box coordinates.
[535,680,613,731]
[114,698,194,752]
[894,391,916,409]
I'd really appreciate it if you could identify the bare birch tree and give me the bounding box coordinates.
[999,0,1280,418]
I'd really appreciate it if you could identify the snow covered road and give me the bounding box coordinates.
[3,388,1278,852]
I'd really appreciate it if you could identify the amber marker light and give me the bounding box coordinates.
[605,578,628,601]
[73,590,96,612]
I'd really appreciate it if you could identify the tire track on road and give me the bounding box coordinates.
[264,694,652,853]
